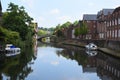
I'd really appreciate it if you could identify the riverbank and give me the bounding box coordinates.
[58,40,120,58]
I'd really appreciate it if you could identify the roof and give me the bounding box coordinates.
[113,6,120,13]
[83,14,97,21]
[97,9,114,16]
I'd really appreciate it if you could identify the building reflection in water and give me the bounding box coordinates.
[55,44,120,80]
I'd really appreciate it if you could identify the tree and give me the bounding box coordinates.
[56,29,64,37]
[74,22,88,39]
[0,27,20,44]
[74,27,79,38]
[38,30,47,36]
[2,2,33,40]
[79,22,88,38]
[73,20,79,26]
[60,21,71,28]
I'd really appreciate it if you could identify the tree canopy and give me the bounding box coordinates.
[0,27,20,44]
[74,22,88,38]
[2,2,33,40]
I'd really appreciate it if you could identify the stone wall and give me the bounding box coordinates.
[106,40,120,51]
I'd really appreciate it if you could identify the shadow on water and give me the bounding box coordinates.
[53,44,120,80]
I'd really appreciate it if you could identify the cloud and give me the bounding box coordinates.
[20,0,34,8]
[35,16,46,27]
[51,61,59,66]
[39,17,45,22]
[50,9,60,14]
[58,16,72,23]
[88,2,94,6]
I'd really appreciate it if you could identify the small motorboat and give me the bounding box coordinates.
[85,43,97,50]
[5,44,20,53]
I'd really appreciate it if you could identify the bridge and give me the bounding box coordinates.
[37,34,52,41]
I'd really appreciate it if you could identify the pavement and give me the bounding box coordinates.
[98,48,120,58]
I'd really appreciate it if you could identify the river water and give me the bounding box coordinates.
[0,42,120,80]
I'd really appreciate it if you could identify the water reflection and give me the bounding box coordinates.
[0,43,37,80]
[0,42,120,80]
[55,44,120,80]
[85,50,97,56]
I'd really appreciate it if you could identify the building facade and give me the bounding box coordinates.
[83,14,97,40]
[97,9,114,40]
[106,7,120,41]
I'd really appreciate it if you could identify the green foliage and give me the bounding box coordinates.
[60,21,72,28]
[2,2,33,40]
[74,28,79,37]
[79,22,88,35]
[74,22,88,37]
[56,29,64,37]
[73,20,79,26]
[38,30,47,36]
[53,21,72,37]
[0,26,20,44]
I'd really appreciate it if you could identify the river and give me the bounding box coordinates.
[0,42,120,80]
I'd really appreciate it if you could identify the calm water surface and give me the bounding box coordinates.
[0,43,120,80]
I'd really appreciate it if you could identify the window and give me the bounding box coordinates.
[112,30,114,38]
[115,19,117,25]
[107,31,109,37]
[115,30,117,38]
[112,20,114,26]
[107,21,109,27]
[119,29,120,37]
[110,21,111,26]
[110,30,111,37]
[118,18,120,24]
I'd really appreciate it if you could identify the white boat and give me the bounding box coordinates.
[85,43,97,50]
[5,44,20,53]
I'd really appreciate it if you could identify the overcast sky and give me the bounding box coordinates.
[2,0,120,28]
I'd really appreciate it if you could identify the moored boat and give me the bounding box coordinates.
[5,44,20,53]
[85,43,97,50]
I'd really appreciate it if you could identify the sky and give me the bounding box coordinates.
[2,0,120,28]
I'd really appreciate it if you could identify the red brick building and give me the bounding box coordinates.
[106,7,120,41]
[97,9,114,40]
[83,14,97,39]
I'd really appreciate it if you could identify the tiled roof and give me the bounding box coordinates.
[113,6,120,13]
[83,14,97,20]
[97,9,114,16]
